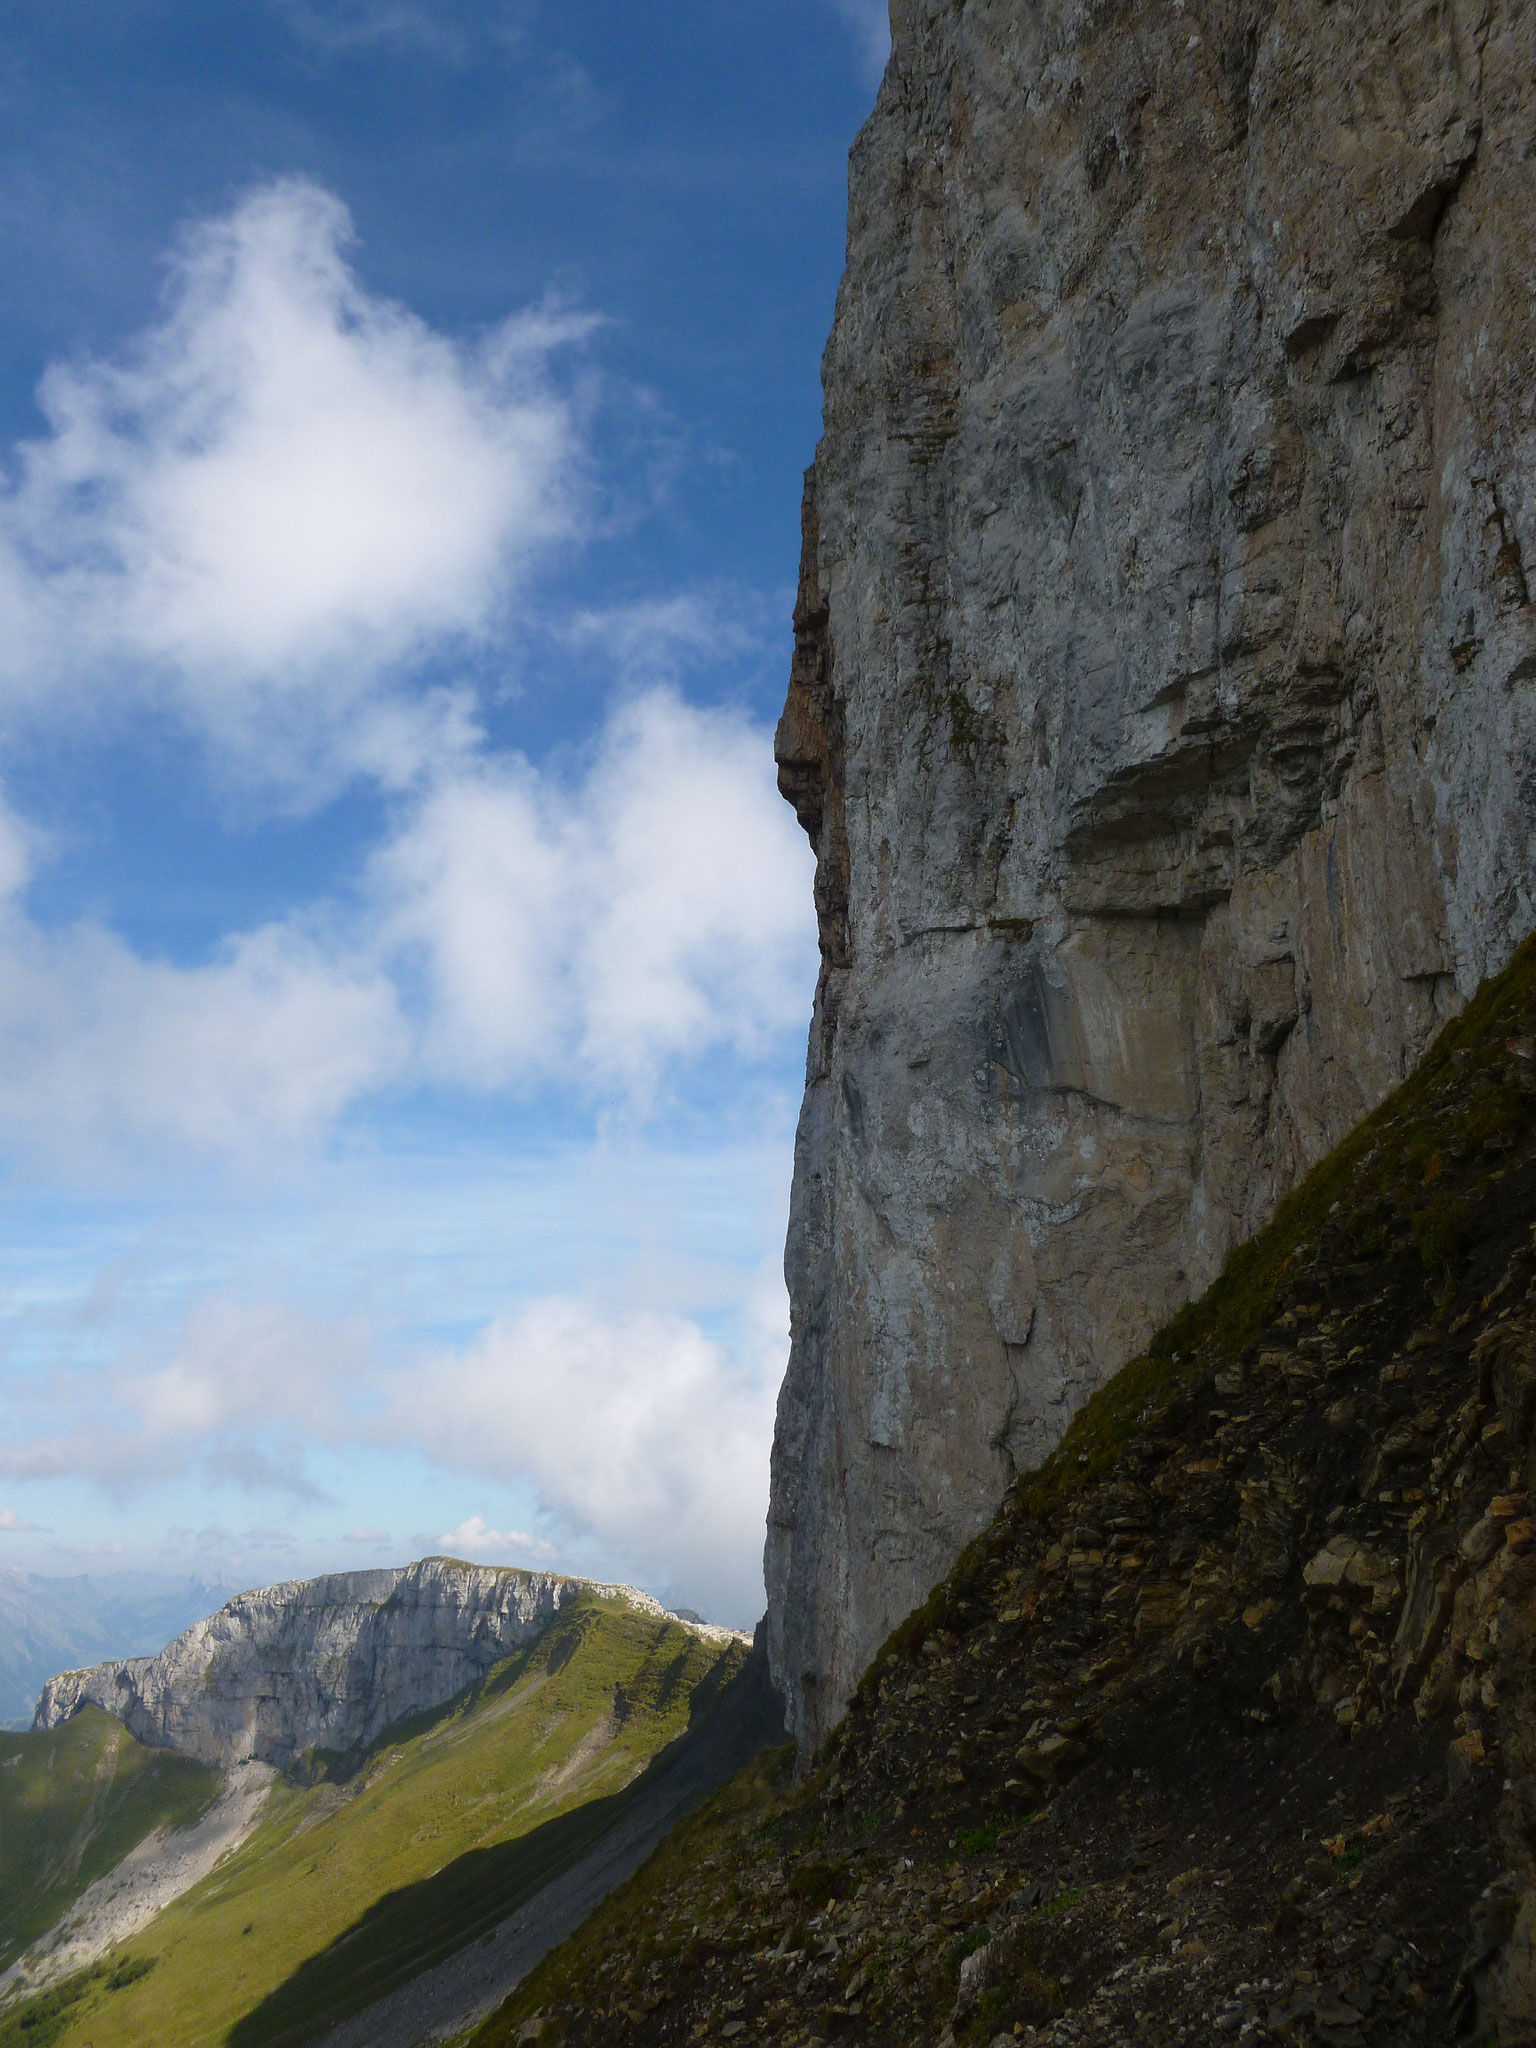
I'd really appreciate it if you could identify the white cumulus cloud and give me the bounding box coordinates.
[379,688,815,1098]
[0,895,405,1171]
[0,682,811,1171]
[0,177,813,1175]
[388,1288,785,1621]
[0,177,594,796]
[0,1507,44,1532]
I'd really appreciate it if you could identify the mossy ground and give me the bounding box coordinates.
[3,1599,743,2048]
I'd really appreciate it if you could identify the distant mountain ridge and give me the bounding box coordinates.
[1,1570,776,2048]
[33,1555,748,1771]
[0,1571,226,1729]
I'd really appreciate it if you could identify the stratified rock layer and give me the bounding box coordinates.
[32,1558,710,1770]
[769,0,1536,1751]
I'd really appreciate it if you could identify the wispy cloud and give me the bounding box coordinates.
[828,0,890,88]
[0,1508,45,1532]
[157,1523,300,1580]
[562,588,773,687]
[435,1515,555,1564]
[271,0,471,57]
[0,1297,361,1500]
[269,0,534,61]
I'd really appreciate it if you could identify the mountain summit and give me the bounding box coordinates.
[33,1557,742,1773]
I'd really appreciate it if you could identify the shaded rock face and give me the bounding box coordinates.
[768,0,1536,1752]
[32,1559,680,1770]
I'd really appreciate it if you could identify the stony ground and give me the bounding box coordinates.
[470,943,1536,2048]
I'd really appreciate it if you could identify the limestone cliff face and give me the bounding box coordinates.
[768,0,1536,1752]
[32,1558,723,1770]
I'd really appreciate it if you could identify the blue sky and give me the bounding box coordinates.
[0,0,890,1625]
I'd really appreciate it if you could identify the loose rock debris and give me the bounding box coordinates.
[470,954,1536,2048]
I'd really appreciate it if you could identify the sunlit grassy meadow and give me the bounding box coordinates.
[0,1594,744,2048]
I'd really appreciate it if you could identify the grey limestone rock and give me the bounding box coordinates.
[31,1556,714,1770]
[768,0,1536,1753]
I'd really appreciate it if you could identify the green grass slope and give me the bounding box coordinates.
[4,1594,744,2048]
[0,1707,220,1972]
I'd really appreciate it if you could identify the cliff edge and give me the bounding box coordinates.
[769,0,1536,1752]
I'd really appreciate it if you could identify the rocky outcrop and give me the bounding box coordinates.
[768,0,1536,1752]
[32,1558,730,1771]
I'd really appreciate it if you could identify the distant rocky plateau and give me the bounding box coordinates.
[34,1556,743,1772]
[768,0,1536,1753]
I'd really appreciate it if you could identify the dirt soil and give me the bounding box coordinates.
[468,940,1536,2048]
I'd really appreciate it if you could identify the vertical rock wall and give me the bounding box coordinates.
[767,0,1536,1754]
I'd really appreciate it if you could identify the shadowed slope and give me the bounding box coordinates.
[467,936,1536,2047]
[235,1631,784,2048]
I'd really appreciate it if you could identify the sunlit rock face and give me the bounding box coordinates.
[32,1558,686,1768]
[767,0,1536,1755]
